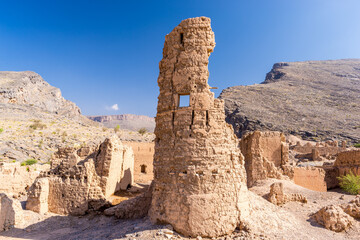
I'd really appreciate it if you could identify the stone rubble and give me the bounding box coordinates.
[267,182,307,205]
[342,195,360,219]
[314,205,353,232]
[104,183,153,219]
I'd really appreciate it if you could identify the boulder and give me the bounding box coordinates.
[314,205,352,232]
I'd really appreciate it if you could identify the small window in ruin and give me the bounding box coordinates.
[141,164,147,174]
[179,94,190,107]
[180,33,184,45]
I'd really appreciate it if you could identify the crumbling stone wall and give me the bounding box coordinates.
[0,162,49,196]
[293,167,327,192]
[149,17,249,238]
[96,137,134,197]
[26,135,134,215]
[123,141,154,183]
[0,193,23,232]
[334,149,360,175]
[240,131,288,187]
[267,182,307,205]
[292,140,346,161]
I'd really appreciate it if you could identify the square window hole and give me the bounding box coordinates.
[179,95,190,107]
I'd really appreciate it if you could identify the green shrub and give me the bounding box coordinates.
[21,159,38,166]
[138,127,147,135]
[114,125,120,133]
[337,172,360,195]
[0,128,3,134]
[354,143,360,148]
[29,120,47,130]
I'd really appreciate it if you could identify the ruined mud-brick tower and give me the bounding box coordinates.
[149,17,249,237]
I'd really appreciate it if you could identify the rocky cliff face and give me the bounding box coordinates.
[88,114,155,132]
[0,71,82,118]
[220,59,360,143]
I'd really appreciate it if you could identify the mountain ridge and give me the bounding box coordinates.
[88,114,155,132]
[220,59,360,144]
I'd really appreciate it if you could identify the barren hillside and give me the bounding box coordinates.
[0,71,154,163]
[220,59,360,144]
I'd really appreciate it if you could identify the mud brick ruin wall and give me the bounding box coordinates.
[26,136,134,215]
[334,149,360,175]
[96,137,134,197]
[0,162,49,196]
[240,131,288,187]
[0,193,23,232]
[123,141,154,183]
[149,17,249,238]
[292,141,346,161]
[293,167,327,192]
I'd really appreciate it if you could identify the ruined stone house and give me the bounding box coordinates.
[26,135,134,215]
[123,141,154,183]
[149,17,249,238]
[240,131,289,187]
[291,140,346,161]
[334,149,360,176]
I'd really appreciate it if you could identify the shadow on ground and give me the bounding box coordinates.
[0,213,163,240]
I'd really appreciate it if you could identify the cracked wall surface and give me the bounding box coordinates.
[26,135,134,215]
[149,17,249,238]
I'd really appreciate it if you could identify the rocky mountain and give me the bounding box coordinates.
[88,114,155,132]
[0,71,84,119]
[0,71,153,163]
[220,59,360,144]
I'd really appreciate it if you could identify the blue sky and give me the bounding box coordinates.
[1,0,360,117]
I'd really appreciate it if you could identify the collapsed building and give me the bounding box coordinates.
[334,149,360,176]
[240,131,289,187]
[0,162,49,196]
[148,17,250,238]
[123,141,154,183]
[26,135,134,215]
[289,143,358,191]
[291,140,347,162]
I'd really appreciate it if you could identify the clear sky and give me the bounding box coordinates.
[1,0,360,117]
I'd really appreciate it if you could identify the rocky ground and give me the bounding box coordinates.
[1,179,359,240]
[220,59,360,144]
[0,106,154,164]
